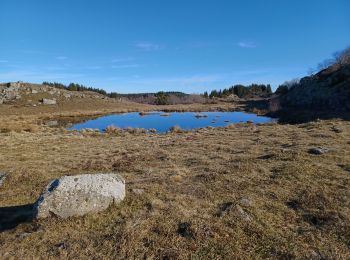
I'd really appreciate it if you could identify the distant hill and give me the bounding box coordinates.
[0,82,206,107]
[0,82,115,106]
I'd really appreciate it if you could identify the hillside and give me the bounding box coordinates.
[282,64,350,111]
[0,82,117,106]
[268,61,350,123]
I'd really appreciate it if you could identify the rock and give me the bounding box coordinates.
[217,202,252,221]
[239,197,253,207]
[34,173,125,219]
[63,93,71,98]
[235,205,252,222]
[31,89,38,94]
[308,147,330,155]
[0,173,6,187]
[177,222,194,238]
[331,126,342,133]
[41,98,57,105]
[46,120,58,127]
[132,188,144,195]
[194,113,208,118]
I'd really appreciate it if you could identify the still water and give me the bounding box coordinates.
[68,111,274,133]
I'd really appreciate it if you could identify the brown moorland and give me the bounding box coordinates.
[0,93,349,258]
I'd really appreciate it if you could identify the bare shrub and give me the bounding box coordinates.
[169,125,183,133]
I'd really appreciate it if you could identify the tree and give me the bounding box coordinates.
[203,91,209,98]
[109,92,119,98]
[209,90,218,98]
[281,78,300,89]
[222,88,229,96]
[275,85,289,95]
[334,47,350,66]
[155,91,169,105]
[266,84,272,94]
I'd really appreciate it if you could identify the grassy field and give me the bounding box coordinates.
[0,99,349,259]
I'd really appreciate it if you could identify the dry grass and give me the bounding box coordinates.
[0,114,349,258]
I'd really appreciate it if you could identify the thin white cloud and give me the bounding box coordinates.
[0,60,8,63]
[111,64,140,69]
[135,42,162,51]
[238,41,257,48]
[56,56,68,60]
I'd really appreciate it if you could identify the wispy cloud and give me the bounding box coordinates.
[134,42,162,51]
[56,56,68,60]
[238,41,258,48]
[111,64,140,69]
[0,60,8,63]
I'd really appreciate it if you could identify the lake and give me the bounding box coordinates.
[68,111,274,133]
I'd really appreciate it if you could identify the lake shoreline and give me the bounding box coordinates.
[67,111,275,133]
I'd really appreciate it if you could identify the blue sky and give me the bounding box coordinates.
[1,0,349,93]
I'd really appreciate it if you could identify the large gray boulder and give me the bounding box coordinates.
[34,174,125,219]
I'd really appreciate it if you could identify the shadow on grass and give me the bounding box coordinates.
[271,109,350,124]
[239,99,350,124]
[238,99,270,112]
[0,204,35,232]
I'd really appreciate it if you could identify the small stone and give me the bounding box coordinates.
[132,188,144,195]
[18,232,32,239]
[308,147,330,155]
[0,173,6,187]
[148,128,157,133]
[177,222,194,238]
[41,98,57,105]
[235,205,252,222]
[46,121,58,127]
[331,126,342,133]
[239,197,253,207]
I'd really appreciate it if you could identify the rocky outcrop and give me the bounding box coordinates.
[0,81,112,105]
[0,82,23,104]
[281,64,350,111]
[34,173,125,219]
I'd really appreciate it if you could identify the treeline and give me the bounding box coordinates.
[205,84,272,98]
[113,91,187,99]
[41,81,203,104]
[116,91,204,105]
[43,82,108,96]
